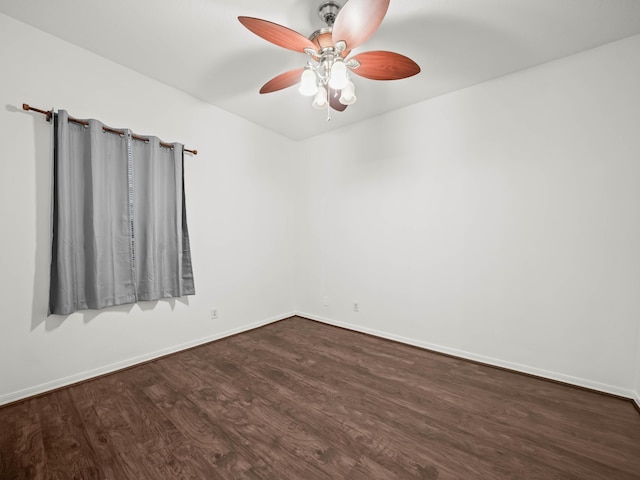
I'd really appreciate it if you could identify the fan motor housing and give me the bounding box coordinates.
[309,28,350,58]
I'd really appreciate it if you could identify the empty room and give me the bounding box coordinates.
[1,0,639,478]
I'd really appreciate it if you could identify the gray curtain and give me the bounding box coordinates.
[49,110,195,315]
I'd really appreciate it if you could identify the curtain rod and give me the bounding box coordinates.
[23,103,198,155]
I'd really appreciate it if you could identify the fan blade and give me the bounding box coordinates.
[332,0,390,50]
[329,88,348,112]
[349,51,421,80]
[238,16,316,53]
[260,68,305,94]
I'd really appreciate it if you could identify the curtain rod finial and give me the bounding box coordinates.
[23,102,52,121]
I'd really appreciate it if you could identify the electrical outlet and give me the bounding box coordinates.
[323,296,329,306]
[353,302,359,312]
[210,308,218,320]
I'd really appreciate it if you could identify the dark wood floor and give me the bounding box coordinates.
[1,317,639,479]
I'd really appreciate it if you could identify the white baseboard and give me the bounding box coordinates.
[297,311,637,402]
[4,311,636,409]
[0,312,294,407]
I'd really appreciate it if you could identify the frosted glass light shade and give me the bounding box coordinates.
[339,81,357,105]
[329,60,348,89]
[299,69,318,96]
[312,86,328,109]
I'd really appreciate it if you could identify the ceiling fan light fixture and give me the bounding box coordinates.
[239,0,420,115]
[329,59,348,89]
[299,68,318,96]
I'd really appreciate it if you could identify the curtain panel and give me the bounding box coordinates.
[49,110,195,315]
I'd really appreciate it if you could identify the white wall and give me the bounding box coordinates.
[0,13,296,405]
[296,34,640,399]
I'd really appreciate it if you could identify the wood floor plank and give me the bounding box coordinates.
[204,338,455,478]
[86,377,182,454]
[186,382,359,478]
[1,316,639,479]
[222,328,533,477]
[202,331,537,479]
[68,399,134,480]
[140,375,256,478]
[36,390,103,479]
[159,359,356,479]
[0,399,46,480]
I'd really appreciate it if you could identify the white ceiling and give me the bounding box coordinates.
[2,0,640,140]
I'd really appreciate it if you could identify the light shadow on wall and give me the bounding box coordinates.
[24,105,52,332]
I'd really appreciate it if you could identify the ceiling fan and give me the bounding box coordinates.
[238,0,420,115]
